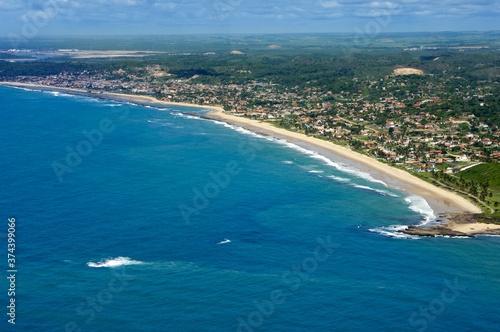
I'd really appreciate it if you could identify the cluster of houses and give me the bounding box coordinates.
[7,68,499,170]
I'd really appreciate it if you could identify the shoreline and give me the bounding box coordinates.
[0,81,225,113]
[3,81,493,237]
[203,110,500,238]
[402,213,500,237]
[205,108,482,213]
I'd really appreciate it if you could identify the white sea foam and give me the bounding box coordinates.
[268,139,389,187]
[351,184,399,197]
[144,105,167,111]
[87,257,145,268]
[476,234,500,238]
[219,122,265,138]
[282,160,294,164]
[436,235,473,239]
[309,170,324,174]
[327,175,351,183]
[405,195,436,226]
[369,195,436,239]
[368,225,419,240]
[122,101,138,107]
[148,118,177,127]
[49,91,94,100]
[104,103,123,107]
[10,86,36,92]
[45,91,60,96]
[41,90,103,103]
[175,113,201,120]
[199,117,391,189]
[217,239,231,245]
[321,158,388,187]
[203,119,277,141]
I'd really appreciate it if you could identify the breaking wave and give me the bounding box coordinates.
[405,195,436,226]
[368,225,419,240]
[87,257,145,268]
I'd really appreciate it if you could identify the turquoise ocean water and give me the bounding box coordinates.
[1,85,499,331]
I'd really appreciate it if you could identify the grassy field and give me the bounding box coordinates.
[460,163,500,218]
[413,163,500,220]
[460,163,500,188]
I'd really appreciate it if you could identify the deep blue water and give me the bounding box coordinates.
[1,86,499,331]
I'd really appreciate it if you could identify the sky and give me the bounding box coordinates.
[1,0,500,37]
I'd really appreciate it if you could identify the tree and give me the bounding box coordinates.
[458,123,469,132]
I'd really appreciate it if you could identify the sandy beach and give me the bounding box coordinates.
[1,81,483,222]
[0,82,224,113]
[403,217,500,237]
[451,222,500,235]
[206,108,481,214]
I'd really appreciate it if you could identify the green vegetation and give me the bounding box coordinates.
[461,164,500,219]
[1,32,498,216]
[414,164,500,219]
[461,163,500,188]
[2,31,499,54]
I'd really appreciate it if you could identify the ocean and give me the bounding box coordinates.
[1,85,499,331]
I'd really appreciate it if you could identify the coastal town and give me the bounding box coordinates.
[5,63,498,174]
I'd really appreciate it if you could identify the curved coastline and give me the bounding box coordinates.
[203,110,500,238]
[4,81,496,237]
[205,108,481,213]
[0,81,224,113]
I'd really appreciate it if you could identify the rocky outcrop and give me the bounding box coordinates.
[401,226,472,238]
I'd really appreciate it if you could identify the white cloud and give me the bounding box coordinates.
[320,1,340,9]
[1,0,498,34]
[414,10,431,15]
[114,0,141,6]
[370,1,399,9]
[355,9,394,17]
[287,5,306,12]
[154,2,176,10]
[324,12,344,18]
[0,0,24,10]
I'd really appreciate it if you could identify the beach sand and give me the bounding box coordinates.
[1,82,483,221]
[451,222,500,235]
[0,82,224,112]
[206,108,481,215]
[403,219,500,237]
